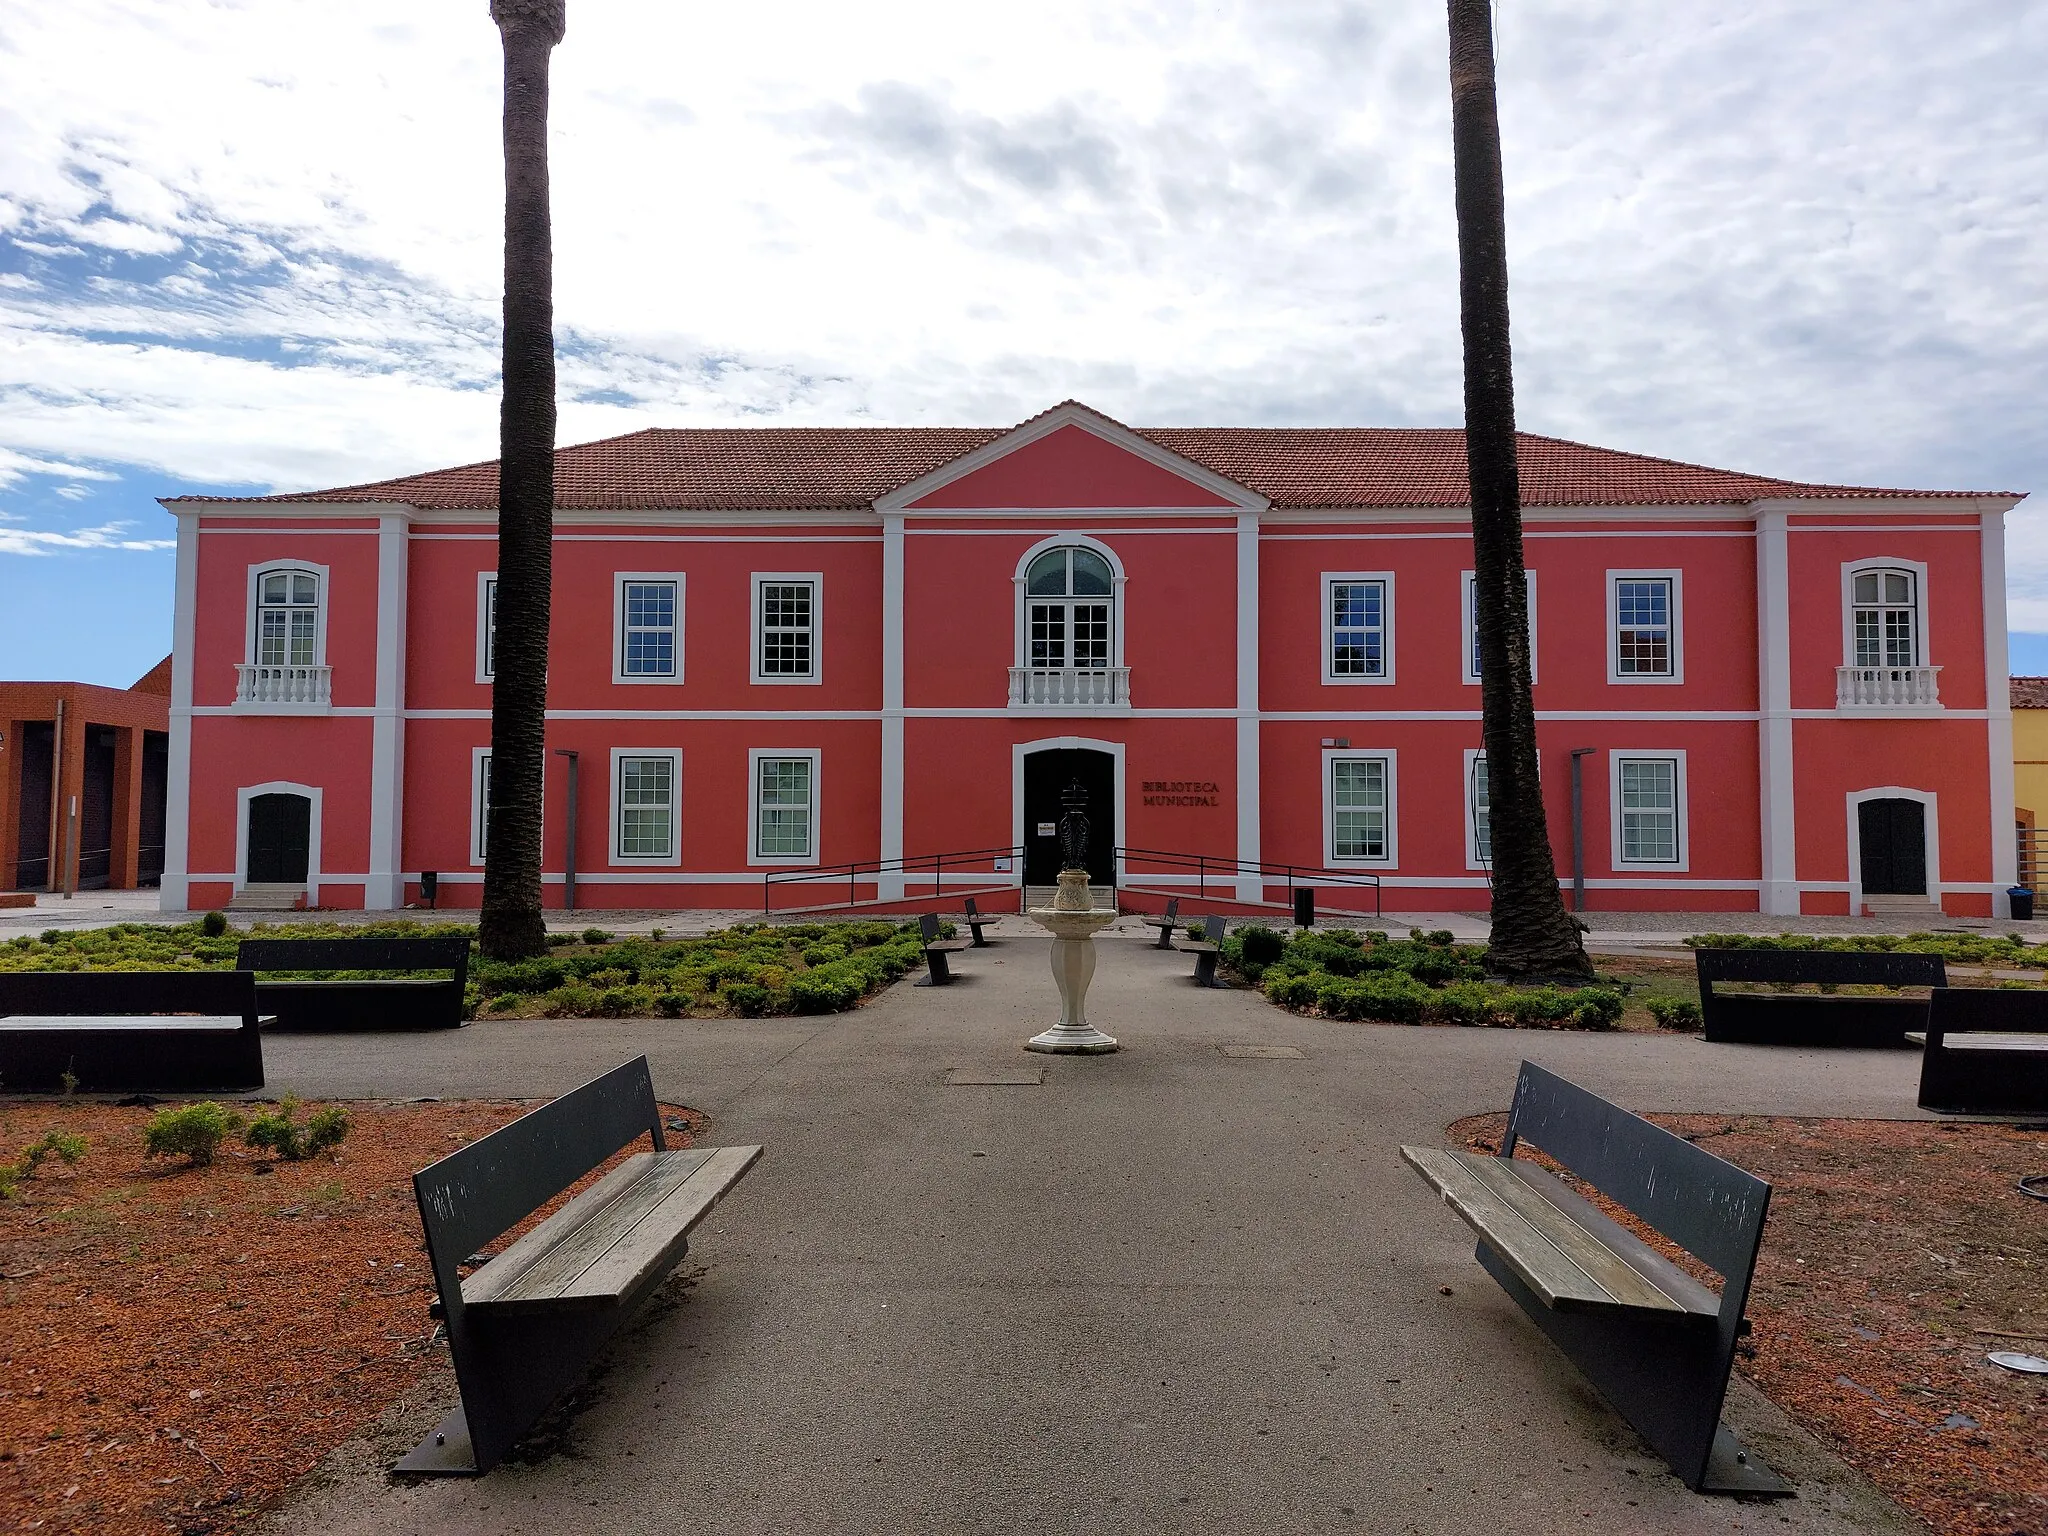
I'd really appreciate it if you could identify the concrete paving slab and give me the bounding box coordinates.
[259,934,1922,1534]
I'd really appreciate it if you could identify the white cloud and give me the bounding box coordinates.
[0,518,173,557]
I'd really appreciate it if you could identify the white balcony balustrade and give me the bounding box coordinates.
[1836,665,1941,709]
[235,663,333,708]
[1008,666,1130,707]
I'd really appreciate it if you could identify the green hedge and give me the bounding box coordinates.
[1686,931,2048,968]
[0,917,925,1021]
[1230,924,1621,1030]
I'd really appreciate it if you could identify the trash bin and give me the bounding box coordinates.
[2009,887,2034,922]
[1293,887,1316,928]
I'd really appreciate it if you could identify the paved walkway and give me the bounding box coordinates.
[264,933,1922,1535]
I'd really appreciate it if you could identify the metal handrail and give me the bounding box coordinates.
[764,845,1025,916]
[1113,845,1383,918]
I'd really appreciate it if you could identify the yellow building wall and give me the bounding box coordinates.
[2017,709,2048,823]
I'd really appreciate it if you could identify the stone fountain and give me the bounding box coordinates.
[1025,780,1119,1054]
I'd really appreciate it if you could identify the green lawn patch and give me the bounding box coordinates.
[0,918,930,1020]
[1224,925,1625,1030]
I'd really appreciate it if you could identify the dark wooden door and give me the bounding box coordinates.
[247,793,311,884]
[1858,798,1927,895]
[1023,749,1115,885]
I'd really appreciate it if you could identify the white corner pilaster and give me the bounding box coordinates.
[366,512,411,910]
[160,510,200,911]
[1755,505,1798,915]
[879,513,906,902]
[1984,507,2018,916]
[1235,510,1263,903]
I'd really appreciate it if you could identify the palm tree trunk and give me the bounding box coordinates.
[1447,0,1591,981]
[478,0,565,962]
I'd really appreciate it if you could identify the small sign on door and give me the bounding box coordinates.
[1036,822,1057,837]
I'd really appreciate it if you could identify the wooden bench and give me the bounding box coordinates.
[1402,1061,1787,1496]
[236,935,471,1031]
[398,1056,761,1476]
[1176,914,1226,987]
[0,971,265,1093]
[915,912,969,987]
[1915,988,2048,1115]
[943,896,993,948]
[1140,897,1182,951]
[1695,947,1943,1047]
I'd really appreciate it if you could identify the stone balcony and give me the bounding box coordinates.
[1008,666,1130,708]
[234,663,332,709]
[1835,664,1941,709]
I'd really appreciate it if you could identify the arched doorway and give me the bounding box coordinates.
[1022,748,1116,886]
[1857,797,1927,896]
[246,792,312,885]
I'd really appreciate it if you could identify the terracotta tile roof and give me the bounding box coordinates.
[170,421,2000,513]
[2012,677,2048,709]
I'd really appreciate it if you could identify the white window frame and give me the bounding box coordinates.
[748,747,822,865]
[471,747,493,865]
[612,572,686,684]
[1322,748,1398,867]
[476,571,498,684]
[750,572,823,686]
[1840,557,1931,670]
[1606,569,1684,684]
[1609,750,1689,872]
[609,747,682,865]
[1320,571,1396,686]
[1463,747,1492,870]
[243,559,330,667]
[1461,570,1537,685]
[1011,534,1127,672]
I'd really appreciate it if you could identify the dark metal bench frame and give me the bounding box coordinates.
[1141,897,1182,950]
[915,913,969,986]
[400,1056,755,1475]
[955,896,992,948]
[0,970,265,1093]
[1177,914,1226,987]
[1695,947,1944,1046]
[1421,1062,1784,1494]
[236,935,471,1031]
[1918,988,2048,1115]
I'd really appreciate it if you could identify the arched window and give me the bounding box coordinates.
[1024,546,1115,671]
[1851,567,1919,668]
[256,568,321,667]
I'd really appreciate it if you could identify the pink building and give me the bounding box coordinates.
[159,401,2024,918]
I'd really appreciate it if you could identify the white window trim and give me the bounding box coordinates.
[476,572,497,684]
[1461,570,1537,685]
[609,747,683,865]
[1011,533,1128,670]
[1605,569,1684,684]
[1322,747,1398,867]
[1463,747,1491,870]
[243,559,331,667]
[1839,557,1932,669]
[1320,571,1396,686]
[1609,750,1690,872]
[750,572,824,686]
[612,572,687,685]
[748,747,823,866]
[471,747,492,866]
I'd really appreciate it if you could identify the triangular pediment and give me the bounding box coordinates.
[875,401,1266,514]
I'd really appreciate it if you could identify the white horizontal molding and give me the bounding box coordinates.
[911,523,1237,535]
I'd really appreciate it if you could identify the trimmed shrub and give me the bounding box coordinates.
[721,982,774,1017]
[245,1096,350,1161]
[581,927,613,945]
[1647,996,1704,1031]
[1236,924,1286,969]
[144,1102,245,1167]
[200,911,229,937]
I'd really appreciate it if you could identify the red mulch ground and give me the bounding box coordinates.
[1448,1111,2048,1536]
[0,1098,699,1536]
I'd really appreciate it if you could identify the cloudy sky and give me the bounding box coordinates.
[2,0,2045,684]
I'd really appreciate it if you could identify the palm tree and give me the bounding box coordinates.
[478,0,565,961]
[1446,0,1591,980]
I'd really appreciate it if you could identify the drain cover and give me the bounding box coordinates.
[943,1067,1045,1086]
[1988,1351,2048,1374]
[1221,1044,1304,1059]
